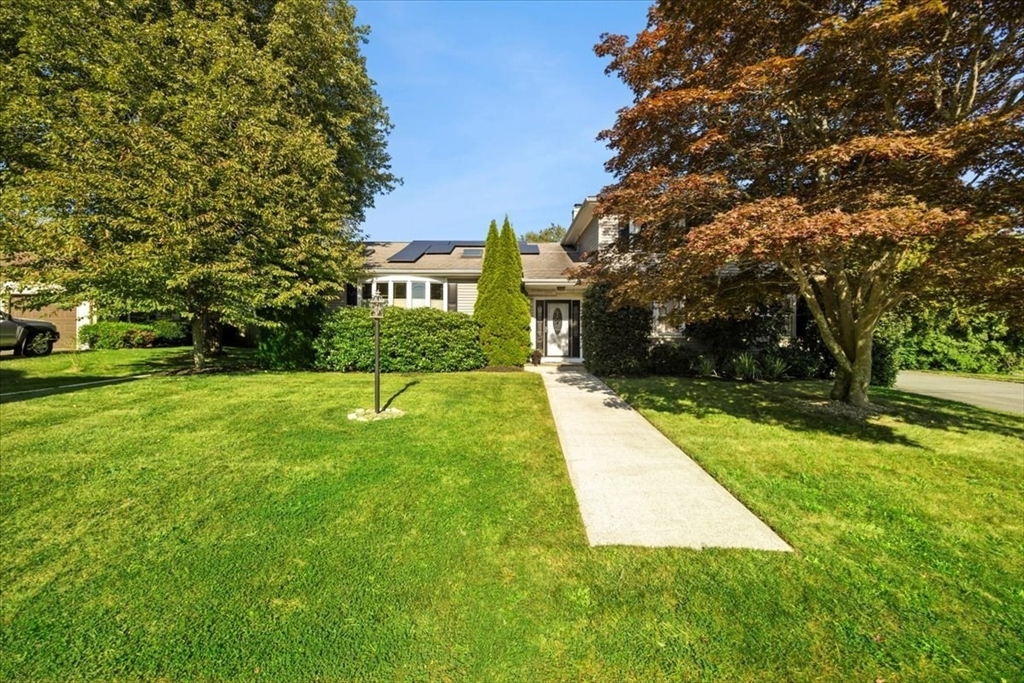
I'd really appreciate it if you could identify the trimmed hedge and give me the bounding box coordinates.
[314,306,486,372]
[648,343,699,376]
[581,283,652,376]
[79,321,187,349]
[254,302,326,371]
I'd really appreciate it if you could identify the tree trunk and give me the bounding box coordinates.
[827,331,873,406]
[847,333,874,408]
[191,313,209,369]
[830,367,851,402]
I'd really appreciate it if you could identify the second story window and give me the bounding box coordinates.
[617,219,632,249]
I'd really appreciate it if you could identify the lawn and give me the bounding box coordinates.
[0,348,194,396]
[1,366,1022,682]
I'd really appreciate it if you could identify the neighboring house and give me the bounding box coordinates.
[357,196,664,363]
[0,283,93,352]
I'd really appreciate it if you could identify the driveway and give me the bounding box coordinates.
[895,371,1023,415]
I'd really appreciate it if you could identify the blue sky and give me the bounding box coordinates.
[350,0,650,242]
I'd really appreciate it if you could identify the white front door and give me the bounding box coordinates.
[546,302,569,357]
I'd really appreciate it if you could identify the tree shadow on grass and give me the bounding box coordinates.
[0,347,256,404]
[609,377,1024,446]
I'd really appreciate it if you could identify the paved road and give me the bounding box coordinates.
[895,371,1023,415]
[528,365,790,551]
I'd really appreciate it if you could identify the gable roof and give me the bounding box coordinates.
[364,241,581,281]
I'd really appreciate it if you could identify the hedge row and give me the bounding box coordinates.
[582,283,899,386]
[78,321,188,349]
[647,340,899,386]
[313,306,486,373]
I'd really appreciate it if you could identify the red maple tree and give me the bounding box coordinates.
[590,0,1022,406]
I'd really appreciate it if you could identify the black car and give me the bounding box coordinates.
[0,310,60,356]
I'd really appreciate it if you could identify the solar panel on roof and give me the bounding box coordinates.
[387,239,539,263]
[387,242,431,263]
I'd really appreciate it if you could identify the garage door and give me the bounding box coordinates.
[7,297,78,350]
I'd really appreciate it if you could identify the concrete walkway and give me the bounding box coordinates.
[895,371,1023,415]
[529,365,791,551]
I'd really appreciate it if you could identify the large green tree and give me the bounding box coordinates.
[0,0,396,367]
[521,223,566,243]
[474,216,531,367]
[589,0,1022,406]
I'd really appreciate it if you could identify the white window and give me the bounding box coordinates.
[359,276,447,310]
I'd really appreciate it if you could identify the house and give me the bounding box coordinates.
[355,197,676,363]
[0,282,93,352]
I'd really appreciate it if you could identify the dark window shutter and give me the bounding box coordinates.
[570,300,581,358]
[535,301,545,354]
[617,220,631,248]
[795,297,810,338]
[345,284,357,306]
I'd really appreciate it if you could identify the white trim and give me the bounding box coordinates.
[358,275,447,310]
[562,196,598,247]
[530,295,584,360]
[522,279,583,286]
[369,269,480,277]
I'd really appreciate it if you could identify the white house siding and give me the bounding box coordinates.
[456,281,477,315]
[597,216,622,247]
[576,218,601,255]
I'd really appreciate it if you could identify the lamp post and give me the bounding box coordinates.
[369,291,385,413]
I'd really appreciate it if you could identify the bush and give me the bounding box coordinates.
[648,343,698,376]
[686,305,790,364]
[897,304,1023,374]
[729,351,761,381]
[760,354,789,381]
[149,320,187,343]
[314,306,486,373]
[695,354,717,377]
[581,283,652,376]
[781,315,903,387]
[254,302,326,371]
[79,321,187,349]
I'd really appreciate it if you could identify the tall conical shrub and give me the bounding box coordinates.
[475,220,501,312]
[474,216,532,366]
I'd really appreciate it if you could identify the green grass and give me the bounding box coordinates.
[906,367,1024,384]
[1,367,1022,682]
[0,347,255,397]
[0,348,192,395]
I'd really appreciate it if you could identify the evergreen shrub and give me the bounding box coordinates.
[254,302,326,370]
[474,218,531,366]
[648,343,699,376]
[781,316,902,387]
[314,307,486,373]
[79,321,187,349]
[581,283,652,376]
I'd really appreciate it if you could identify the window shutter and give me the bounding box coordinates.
[535,301,545,354]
